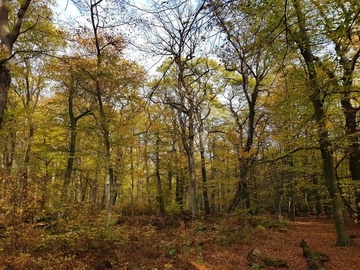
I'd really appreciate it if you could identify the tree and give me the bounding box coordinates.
[0,2,63,220]
[263,66,323,220]
[284,0,352,246]
[311,0,360,216]
[69,0,127,220]
[50,56,95,198]
[210,0,281,212]
[144,103,188,213]
[0,0,54,127]
[144,0,209,215]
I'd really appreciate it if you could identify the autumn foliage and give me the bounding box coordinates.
[0,0,360,269]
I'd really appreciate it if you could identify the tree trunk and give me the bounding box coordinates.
[341,90,360,218]
[288,197,295,221]
[312,174,322,216]
[339,63,360,217]
[177,108,197,215]
[62,91,92,199]
[175,169,185,211]
[276,192,283,220]
[198,121,210,215]
[342,99,360,180]
[144,136,152,211]
[188,152,197,215]
[227,91,257,212]
[300,239,329,270]
[63,116,77,198]
[0,65,11,127]
[155,133,164,215]
[130,145,135,216]
[321,146,352,245]
[228,159,251,212]
[247,247,288,268]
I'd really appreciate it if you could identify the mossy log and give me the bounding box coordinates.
[300,239,329,270]
[247,247,288,268]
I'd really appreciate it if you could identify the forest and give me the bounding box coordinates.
[0,0,360,269]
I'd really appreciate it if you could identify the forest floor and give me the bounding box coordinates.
[114,213,360,270]
[1,212,360,269]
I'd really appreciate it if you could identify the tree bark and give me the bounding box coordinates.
[176,63,198,216]
[89,0,117,220]
[0,65,11,127]
[175,172,185,211]
[155,133,165,215]
[338,61,360,217]
[247,247,288,268]
[228,158,251,212]
[63,87,77,198]
[300,239,329,270]
[61,67,92,199]
[198,120,211,215]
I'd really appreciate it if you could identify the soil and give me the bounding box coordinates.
[117,214,360,270]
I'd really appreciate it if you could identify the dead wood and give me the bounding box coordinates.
[247,247,288,268]
[300,239,329,270]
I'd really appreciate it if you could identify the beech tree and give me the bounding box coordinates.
[143,0,209,215]
[69,0,126,219]
[284,0,352,246]
[0,0,55,127]
[210,0,281,212]
[0,2,63,219]
[264,65,323,220]
[311,0,360,216]
[50,56,95,198]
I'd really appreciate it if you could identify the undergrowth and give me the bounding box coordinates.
[0,210,288,269]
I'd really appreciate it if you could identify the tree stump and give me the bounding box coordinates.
[247,247,288,268]
[300,239,329,270]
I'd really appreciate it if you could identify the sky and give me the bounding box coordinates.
[55,0,80,22]
[52,0,172,75]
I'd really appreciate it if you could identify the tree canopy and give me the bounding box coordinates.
[0,4,359,266]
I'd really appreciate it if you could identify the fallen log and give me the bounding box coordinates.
[247,247,288,268]
[300,239,329,270]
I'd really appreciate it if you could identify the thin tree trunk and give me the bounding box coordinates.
[63,116,77,198]
[155,133,164,215]
[4,130,16,176]
[144,135,152,211]
[63,83,77,199]
[175,169,185,211]
[312,174,322,216]
[199,127,210,214]
[62,82,91,198]
[89,0,116,224]
[199,118,211,215]
[130,145,135,216]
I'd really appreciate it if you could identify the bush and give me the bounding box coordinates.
[0,210,121,269]
[248,215,288,230]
